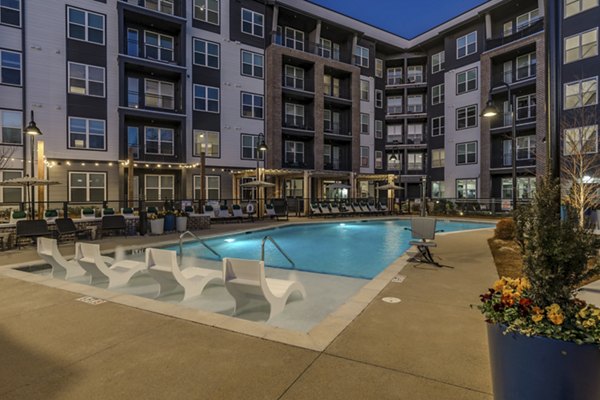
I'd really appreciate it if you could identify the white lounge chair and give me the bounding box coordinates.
[146,248,222,300]
[222,257,307,321]
[309,203,322,217]
[75,242,146,288]
[37,237,86,279]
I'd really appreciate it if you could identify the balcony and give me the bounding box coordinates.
[486,18,544,50]
[119,0,185,22]
[271,33,350,64]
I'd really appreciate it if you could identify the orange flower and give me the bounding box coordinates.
[493,279,506,292]
[548,312,565,325]
[532,314,544,323]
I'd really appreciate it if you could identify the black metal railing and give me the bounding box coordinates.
[486,18,544,50]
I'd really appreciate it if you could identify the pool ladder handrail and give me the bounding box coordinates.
[178,231,222,263]
[261,236,295,267]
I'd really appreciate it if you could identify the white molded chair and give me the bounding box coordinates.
[37,237,86,279]
[222,257,306,321]
[264,204,276,218]
[80,208,96,219]
[9,210,27,224]
[75,242,146,288]
[146,248,222,300]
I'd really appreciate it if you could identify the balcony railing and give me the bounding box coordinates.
[407,105,424,113]
[486,18,544,50]
[121,0,177,16]
[271,33,349,63]
[387,106,403,114]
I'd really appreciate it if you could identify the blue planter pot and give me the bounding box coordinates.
[487,324,600,400]
[164,214,176,231]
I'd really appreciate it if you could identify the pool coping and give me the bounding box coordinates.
[0,217,496,352]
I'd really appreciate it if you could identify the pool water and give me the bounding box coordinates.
[167,220,493,279]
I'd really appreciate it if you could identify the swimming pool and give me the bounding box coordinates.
[167,220,493,279]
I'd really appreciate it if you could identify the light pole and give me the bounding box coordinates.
[389,149,400,213]
[256,133,268,216]
[483,82,517,210]
[24,110,42,218]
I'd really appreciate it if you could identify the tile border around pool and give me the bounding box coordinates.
[0,217,496,352]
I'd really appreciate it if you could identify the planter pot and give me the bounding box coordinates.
[149,219,164,235]
[176,216,188,232]
[164,214,176,231]
[487,323,600,400]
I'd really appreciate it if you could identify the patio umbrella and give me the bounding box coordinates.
[0,176,60,219]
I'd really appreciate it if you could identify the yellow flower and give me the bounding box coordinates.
[548,312,565,325]
[532,314,544,323]
[517,277,531,291]
[546,304,562,314]
[592,308,600,317]
[582,319,596,328]
[493,278,506,292]
[578,308,588,319]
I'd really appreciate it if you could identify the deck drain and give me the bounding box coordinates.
[382,297,401,304]
[76,296,106,305]
[391,275,406,283]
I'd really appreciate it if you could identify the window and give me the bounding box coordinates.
[375,151,383,169]
[387,124,403,143]
[456,105,478,129]
[0,170,22,202]
[68,117,106,150]
[564,77,598,109]
[284,27,304,51]
[144,31,174,62]
[284,65,304,90]
[516,52,536,80]
[502,177,536,200]
[1,50,21,86]
[354,45,369,67]
[456,68,477,94]
[285,141,304,164]
[503,61,513,83]
[387,153,401,170]
[387,67,402,85]
[0,0,20,27]
[503,140,513,166]
[456,179,477,199]
[565,29,598,63]
[193,130,220,157]
[432,51,445,73]
[516,94,536,120]
[564,125,598,154]
[375,90,383,108]
[318,38,340,60]
[241,134,263,160]
[456,142,477,164]
[285,103,304,128]
[193,84,219,112]
[565,0,599,18]
[407,153,423,170]
[431,116,445,137]
[241,50,263,78]
[407,95,423,113]
[517,135,536,159]
[145,79,174,109]
[323,144,331,165]
[387,96,402,114]
[145,127,174,155]
[145,175,174,201]
[194,0,219,25]
[70,172,106,202]
[407,66,423,83]
[193,38,219,69]
[68,62,104,97]
[323,75,340,97]
[360,80,369,101]
[127,77,139,108]
[375,58,383,78]
[360,113,369,134]
[241,8,263,37]
[1,110,21,144]
[194,175,220,200]
[375,120,383,138]
[67,7,104,45]
[432,84,444,105]
[407,124,423,142]
[127,29,139,57]
[324,110,341,133]
[360,146,369,167]
[503,21,513,37]
[145,0,174,15]
[457,31,477,58]
[127,126,139,158]
[241,92,263,119]
[431,149,445,168]
[432,181,445,198]
[516,9,539,31]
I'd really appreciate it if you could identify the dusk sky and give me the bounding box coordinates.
[309,0,490,38]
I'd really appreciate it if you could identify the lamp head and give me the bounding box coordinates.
[389,153,398,162]
[257,135,268,152]
[25,110,42,136]
[482,99,499,118]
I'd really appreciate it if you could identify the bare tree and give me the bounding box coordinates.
[561,107,600,228]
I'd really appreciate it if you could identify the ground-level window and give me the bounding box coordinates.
[0,170,22,202]
[285,178,304,198]
[193,175,220,200]
[431,181,445,198]
[145,174,174,201]
[502,177,536,199]
[69,172,106,202]
[456,179,477,199]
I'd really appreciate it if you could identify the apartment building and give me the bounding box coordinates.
[0,0,598,209]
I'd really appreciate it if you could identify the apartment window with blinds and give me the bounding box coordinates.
[193,38,219,69]
[564,29,598,63]
[360,146,369,167]
[0,110,22,144]
[285,141,304,164]
[432,84,444,105]
[68,117,106,150]
[516,94,536,120]
[564,77,598,109]
[456,68,477,94]
[407,153,423,170]
[284,65,304,90]
[387,67,402,85]
[360,80,369,101]
[456,142,477,165]
[431,116,445,136]
[354,45,369,67]
[194,130,220,157]
[431,51,445,73]
[360,113,369,134]
[70,172,106,202]
[241,134,263,160]
[517,135,536,160]
[194,175,220,200]
[145,175,174,201]
[285,103,304,128]
[0,170,22,202]
[387,96,402,114]
[375,120,383,139]
[516,52,536,80]
[194,0,219,25]
[323,75,340,97]
[565,0,599,18]
[564,125,598,155]
[68,62,104,97]
[407,95,423,113]
[516,9,539,31]
[456,105,478,129]
[457,31,477,58]
[241,50,263,78]
[375,58,383,77]
[145,79,174,109]
[241,92,263,119]
[407,66,423,83]
[145,127,174,155]
[284,27,304,51]
[431,149,445,168]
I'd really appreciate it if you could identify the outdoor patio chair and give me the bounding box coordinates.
[101,207,116,218]
[15,220,56,248]
[75,242,146,288]
[351,202,365,214]
[121,207,135,218]
[202,204,217,218]
[309,203,322,217]
[265,203,277,219]
[146,248,222,300]
[320,203,332,216]
[37,237,86,280]
[405,217,445,267]
[9,210,27,224]
[101,215,127,237]
[378,202,389,214]
[232,204,249,219]
[80,208,96,219]
[55,218,91,242]
[223,257,306,321]
[330,203,341,216]
[217,205,235,221]
[272,199,289,221]
[44,209,59,223]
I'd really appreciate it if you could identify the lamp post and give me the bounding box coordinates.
[483,82,517,210]
[24,110,42,218]
[256,133,268,217]
[389,149,400,213]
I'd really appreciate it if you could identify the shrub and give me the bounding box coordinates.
[494,218,515,240]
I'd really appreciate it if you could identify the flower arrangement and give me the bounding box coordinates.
[174,209,189,218]
[148,211,166,220]
[478,174,600,346]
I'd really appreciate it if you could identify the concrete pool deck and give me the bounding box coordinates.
[0,218,501,399]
